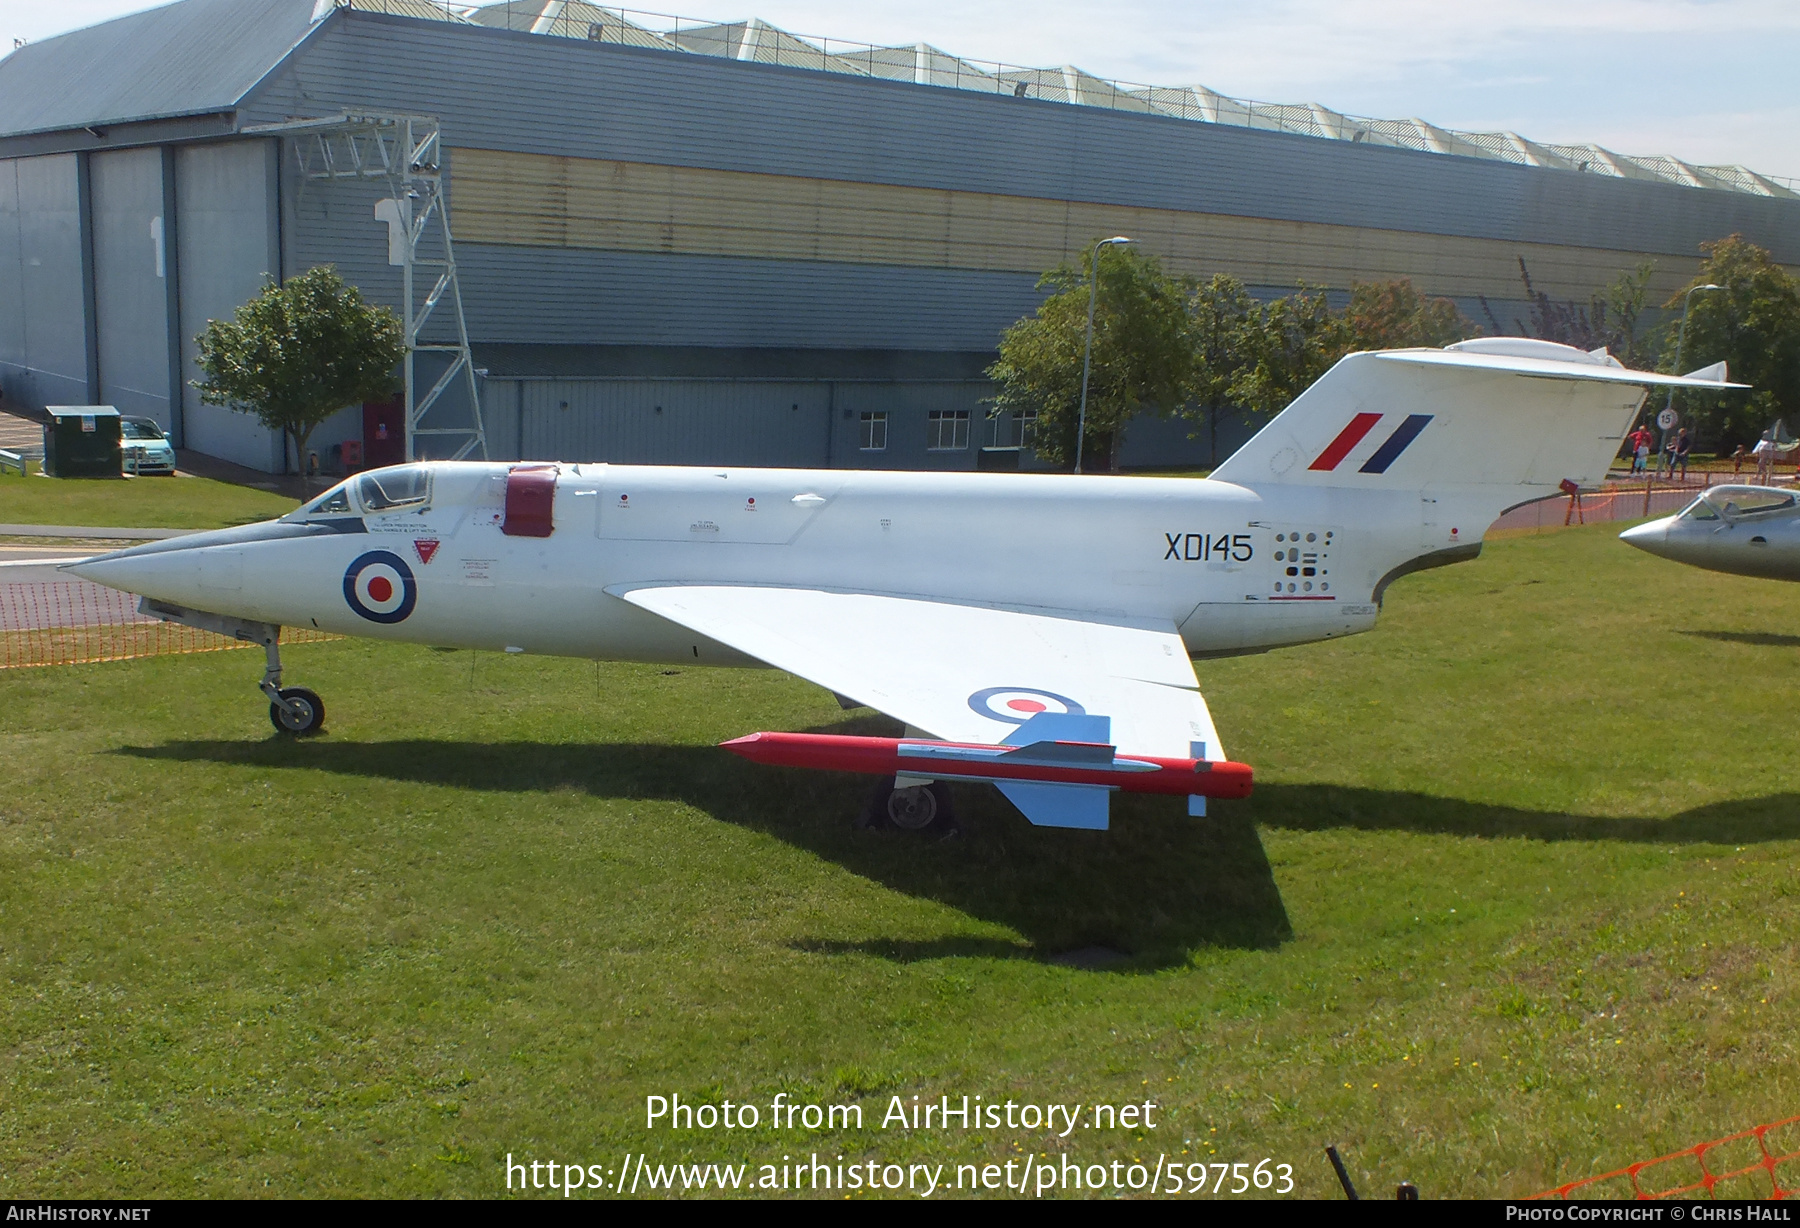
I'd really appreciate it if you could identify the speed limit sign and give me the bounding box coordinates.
[1657,407,1679,430]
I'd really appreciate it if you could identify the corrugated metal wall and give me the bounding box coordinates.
[447,147,1713,303]
[477,377,1005,469]
[455,245,1040,351]
[0,154,89,411]
[511,379,831,466]
[90,147,173,427]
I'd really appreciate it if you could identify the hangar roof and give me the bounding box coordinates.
[0,0,1790,198]
[0,0,326,138]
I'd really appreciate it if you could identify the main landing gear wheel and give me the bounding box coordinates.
[269,687,325,736]
[858,776,958,836]
[887,785,940,830]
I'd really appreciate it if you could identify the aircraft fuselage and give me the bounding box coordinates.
[72,462,1478,664]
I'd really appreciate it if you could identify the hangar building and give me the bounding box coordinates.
[1,0,1797,475]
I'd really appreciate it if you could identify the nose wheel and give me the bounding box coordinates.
[269,687,325,735]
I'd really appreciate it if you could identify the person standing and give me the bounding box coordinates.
[1673,428,1693,482]
[1755,432,1775,485]
[1631,425,1653,476]
[1732,444,1747,478]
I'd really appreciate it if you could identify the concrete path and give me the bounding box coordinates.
[0,544,111,584]
[0,523,196,540]
[0,412,42,453]
[0,545,126,625]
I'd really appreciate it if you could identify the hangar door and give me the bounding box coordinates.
[91,147,173,428]
[176,141,281,471]
[517,380,830,467]
[0,154,88,410]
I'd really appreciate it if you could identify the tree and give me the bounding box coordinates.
[1483,258,1656,367]
[1661,235,1800,452]
[987,243,1199,469]
[194,265,405,492]
[1340,278,1473,352]
[1230,284,1345,418]
[1187,274,1259,464]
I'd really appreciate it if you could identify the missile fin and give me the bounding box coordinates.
[995,781,1111,830]
[1000,711,1111,747]
[999,739,1115,767]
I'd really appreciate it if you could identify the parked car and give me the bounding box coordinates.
[120,416,177,475]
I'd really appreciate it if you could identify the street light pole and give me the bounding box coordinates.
[1658,282,1723,478]
[1074,236,1133,475]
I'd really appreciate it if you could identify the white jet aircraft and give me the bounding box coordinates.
[65,338,1737,832]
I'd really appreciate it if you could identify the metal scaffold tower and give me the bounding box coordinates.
[244,112,487,461]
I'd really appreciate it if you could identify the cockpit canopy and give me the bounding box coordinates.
[286,464,434,520]
[357,466,432,511]
[1678,485,1797,523]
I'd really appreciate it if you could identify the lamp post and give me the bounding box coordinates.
[1074,235,1133,474]
[1658,282,1724,479]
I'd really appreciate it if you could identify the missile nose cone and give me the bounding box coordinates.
[719,733,770,759]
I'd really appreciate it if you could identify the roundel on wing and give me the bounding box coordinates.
[343,550,418,624]
[967,686,1087,725]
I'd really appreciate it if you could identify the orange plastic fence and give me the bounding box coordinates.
[1490,485,1709,536]
[1,581,335,670]
[1538,1114,1800,1200]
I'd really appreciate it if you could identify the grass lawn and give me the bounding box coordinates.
[2,521,1798,1199]
[0,473,297,530]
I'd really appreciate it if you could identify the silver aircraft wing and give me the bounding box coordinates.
[609,584,1225,762]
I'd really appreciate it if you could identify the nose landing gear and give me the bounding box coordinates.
[260,638,325,736]
[138,599,324,736]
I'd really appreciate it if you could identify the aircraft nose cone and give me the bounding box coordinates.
[1619,516,1674,557]
[60,542,206,603]
[58,519,304,602]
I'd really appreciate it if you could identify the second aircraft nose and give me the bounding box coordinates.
[1619,516,1675,556]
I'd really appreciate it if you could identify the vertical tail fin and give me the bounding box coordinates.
[1211,340,1741,505]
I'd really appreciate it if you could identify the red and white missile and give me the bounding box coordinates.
[719,730,1253,799]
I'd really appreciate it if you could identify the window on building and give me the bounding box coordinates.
[985,408,1038,450]
[927,410,970,451]
[859,411,888,451]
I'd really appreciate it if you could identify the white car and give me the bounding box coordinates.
[120,416,177,475]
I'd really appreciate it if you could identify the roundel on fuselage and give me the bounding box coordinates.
[343,550,417,624]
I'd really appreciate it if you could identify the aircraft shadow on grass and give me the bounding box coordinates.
[120,719,1800,966]
[115,723,1292,970]
[1680,629,1800,648]
[1249,784,1800,845]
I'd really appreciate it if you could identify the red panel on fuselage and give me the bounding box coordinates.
[503,465,556,537]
